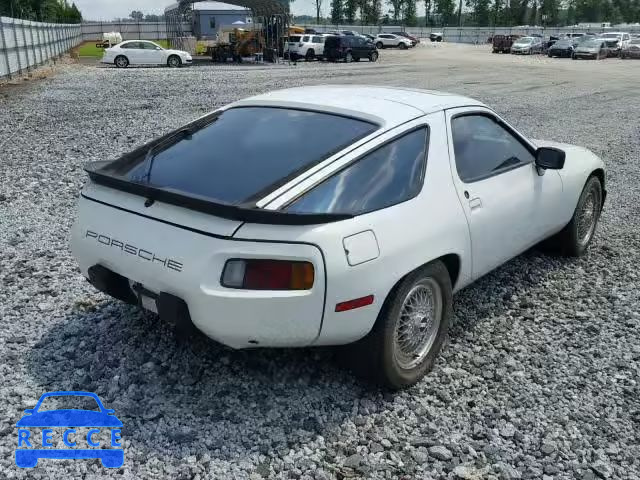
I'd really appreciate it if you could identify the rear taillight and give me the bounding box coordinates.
[222,259,314,290]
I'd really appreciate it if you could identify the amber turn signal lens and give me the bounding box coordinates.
[222,259,314,290]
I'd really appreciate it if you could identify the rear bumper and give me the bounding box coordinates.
[71,194,327,349]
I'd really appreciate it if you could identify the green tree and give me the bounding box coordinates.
[404,0,418,24]
[467,0,491,25]
[130,10,144,21]
[344,0,357,22]
[390,0,405,20]
[434,0,456,24]
[331,0,343,22]
[425,0,432,25]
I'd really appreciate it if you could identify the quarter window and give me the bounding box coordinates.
[451,114,534,182]
[286,128,428,215]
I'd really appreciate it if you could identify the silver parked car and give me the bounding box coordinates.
[510,36,543,54]
[573,39,607,60]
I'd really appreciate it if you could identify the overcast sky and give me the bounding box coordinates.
[74,0,322,21]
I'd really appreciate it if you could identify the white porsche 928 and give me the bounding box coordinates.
[71,86,606,388]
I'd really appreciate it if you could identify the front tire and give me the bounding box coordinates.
[305,49,315,61]
[167,55,182,68]
[398,43,408,50]
[345,51,353,63]
[552,176,603,256]
[114,55,129,68]
[369,51,379,62]
[346,261,453,389]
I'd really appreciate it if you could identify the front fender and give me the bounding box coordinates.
[533,139,605,214]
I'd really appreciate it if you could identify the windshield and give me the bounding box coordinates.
[584,40,602,47]
[289,35,301,43]
[37,395,100,412]
[630,39,640,44]
[516,37,533,44]
[555,40,572,46]
[103,107,378,205]
[600,33,620,39]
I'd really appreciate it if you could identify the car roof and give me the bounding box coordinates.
[234,86,485,129]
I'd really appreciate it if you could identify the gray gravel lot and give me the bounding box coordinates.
[1,43,639,479]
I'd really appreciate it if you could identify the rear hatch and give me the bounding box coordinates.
[286,35,302,55]
[323,36,343,58]
[72,106,379,347]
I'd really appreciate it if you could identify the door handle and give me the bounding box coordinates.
[469,197,483,210]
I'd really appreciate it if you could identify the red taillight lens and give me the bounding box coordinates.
[222,259,314,290]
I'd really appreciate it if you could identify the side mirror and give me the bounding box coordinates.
[24,409,34,415]
[105,409,116,415]
[535,147,565,170]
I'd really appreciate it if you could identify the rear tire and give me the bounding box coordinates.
[376,42,384,49]
[345,51,353,63]
[114,55,129,68]
[345,261,452,389]
[549,176,603,257]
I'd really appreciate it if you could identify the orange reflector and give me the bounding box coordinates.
[335,295,374,312]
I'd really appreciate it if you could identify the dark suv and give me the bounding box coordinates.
[324,35,378,63]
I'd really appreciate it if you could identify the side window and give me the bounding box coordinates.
[120,42,137,49]
[312,36,324,43]
[451,114,534,183]
[209,17,216,29]
[286,128,428,215]
[302,36,310,42]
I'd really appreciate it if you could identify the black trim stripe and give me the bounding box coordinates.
[81,193,230,239]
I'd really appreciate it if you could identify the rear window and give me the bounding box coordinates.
[106,107,377,205]
[324,36,341,48]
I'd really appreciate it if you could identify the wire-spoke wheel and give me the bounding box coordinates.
[576,181,602,248]
[343,260,452,389]
[546,175,603,257]
[392,280,443,370]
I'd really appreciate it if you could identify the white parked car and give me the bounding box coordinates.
[285,34,326,61]
[375,34,413,49]
[71,86,606,388]
[102,40,192,68]
[598,32,631,56]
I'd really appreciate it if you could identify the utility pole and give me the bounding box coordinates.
[457,0,463,26]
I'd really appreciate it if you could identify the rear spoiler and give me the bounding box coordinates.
[84,163,353,226]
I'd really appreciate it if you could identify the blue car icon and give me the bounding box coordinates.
[16,391,123,468]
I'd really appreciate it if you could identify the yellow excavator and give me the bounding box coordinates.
[210,28,265,63]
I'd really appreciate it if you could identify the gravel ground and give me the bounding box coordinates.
[1,43,639,479]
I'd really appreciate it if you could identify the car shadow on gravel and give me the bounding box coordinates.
[25,247,576,461]
[26,299,367,460]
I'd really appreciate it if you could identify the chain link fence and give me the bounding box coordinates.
[0,16,82,80]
